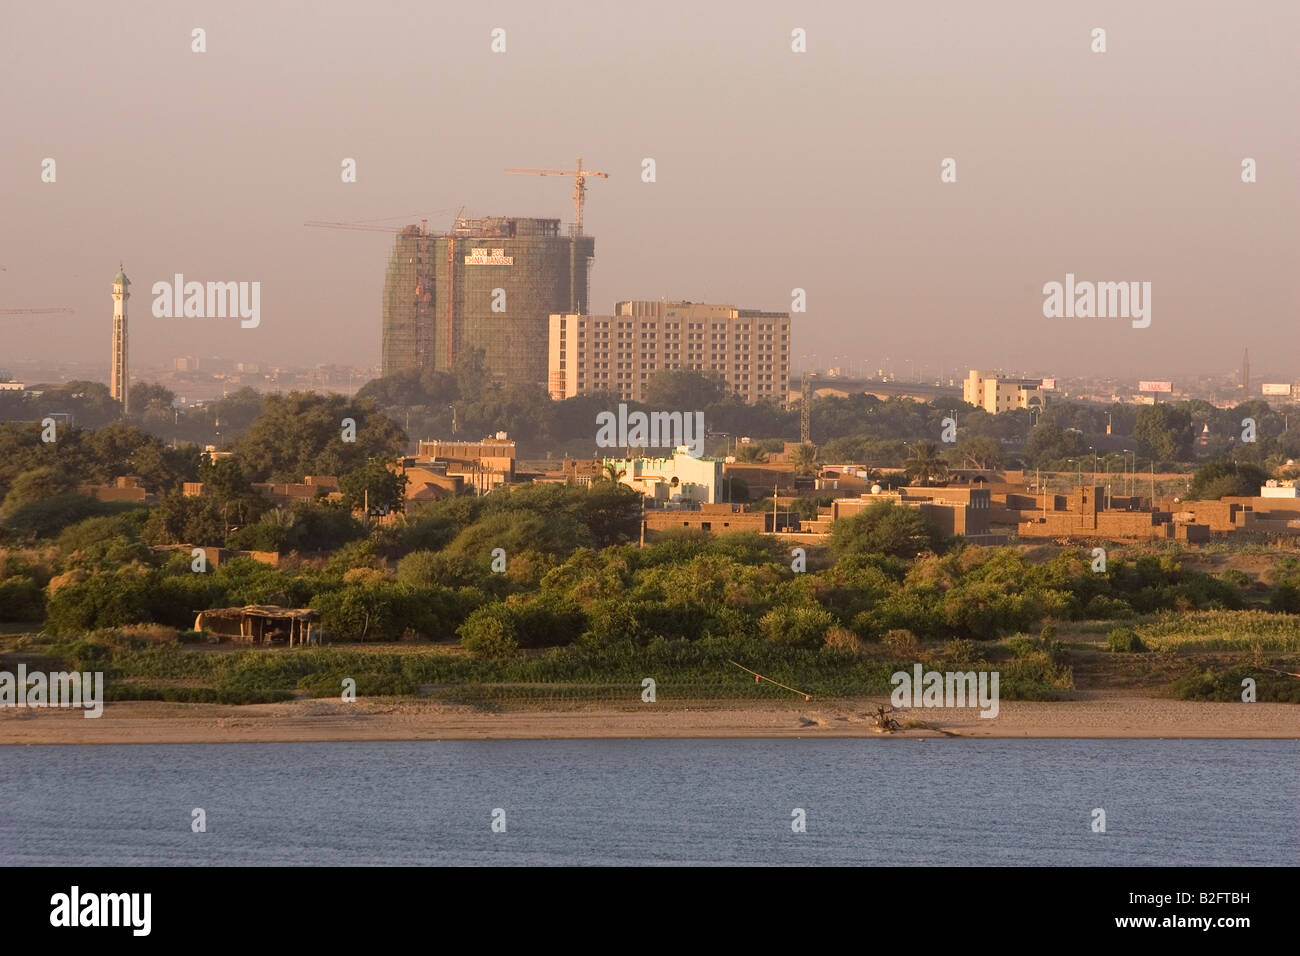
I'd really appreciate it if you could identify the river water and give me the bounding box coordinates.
[1,739,1294,865]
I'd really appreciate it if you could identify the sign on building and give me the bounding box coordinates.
[464,247,514,265]
[1262,383,1292,396]
[1138,380,1172,393]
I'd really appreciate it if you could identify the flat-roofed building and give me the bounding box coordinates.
[548,300,789,403]
[603,447,723,505]
[642,502,799,539]
[832,486,1002,542]
[411,435,516,495]
[963,369,1047,415]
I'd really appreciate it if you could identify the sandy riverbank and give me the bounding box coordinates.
[1,695,1296,744]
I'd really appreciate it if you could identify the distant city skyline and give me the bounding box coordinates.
[2,1,1296,380]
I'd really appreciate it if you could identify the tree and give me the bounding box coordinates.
[233,392,406,481]
[396,551,486,589]
[128,441,200,495]
[789,442,819,476]
[643,369,726,410]
[340,459,408,515]
[208,387,265,438]
[1024,423,1087,467]
[574,483,642,547]
[198,456,252,501]
[904,441,948,486]
[1134,404,1194,462]
[596,462,626,484]
[0,466,76,516]
[43,380,119,427]
[142,493,227,546]
[733,444,768,463]
[446,510,590,559]
[952,435,1004,470]
[831,500,948,559]
[356,368,459,410]
[463,382,554,443]
[1189,460,1268,500]
[129,383,176,424]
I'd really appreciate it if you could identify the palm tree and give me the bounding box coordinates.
[734,444,769,464]
[904,440,948,486]
[789,442,819,476]
[598,462,626,484]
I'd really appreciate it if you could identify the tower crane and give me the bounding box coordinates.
[504,157,608,236]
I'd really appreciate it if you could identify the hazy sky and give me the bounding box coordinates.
[2,0,1296,382]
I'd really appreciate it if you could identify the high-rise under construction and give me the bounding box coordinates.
[381,216,594,386]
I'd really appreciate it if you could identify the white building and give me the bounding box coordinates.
[602,447,723,505]
[1261,481,1300,499]
[962,369,1047,415]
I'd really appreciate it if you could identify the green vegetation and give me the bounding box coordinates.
[1106,627,1148,653]
[2,379,1298,709]
[1168,665,1300,704]
[1135,610,1300,653]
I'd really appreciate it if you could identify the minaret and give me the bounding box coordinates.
[111,264,131,415]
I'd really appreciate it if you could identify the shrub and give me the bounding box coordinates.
[942,637,977,665]
[508,596,587,649]
[758,605,834,648]
[1169,665,1300,704]
[850,611,882,642]
[44,572,154,636]
[0,576,45,621]
[1083,594,1133,619]
[397,550,486,590]
[1004,634,1037,658]
[823,626,867,655]
[1106,627,1147,653]
[882,628,919,659]
[1269,583,1300,614]
[1219,569,1251,590]
[116,623,179,645]
[458,605,520,659]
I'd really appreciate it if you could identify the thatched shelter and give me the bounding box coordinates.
[194,605,321,646]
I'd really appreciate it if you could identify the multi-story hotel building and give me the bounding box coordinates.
[962,369,1048,415]
[548,300,789,404]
